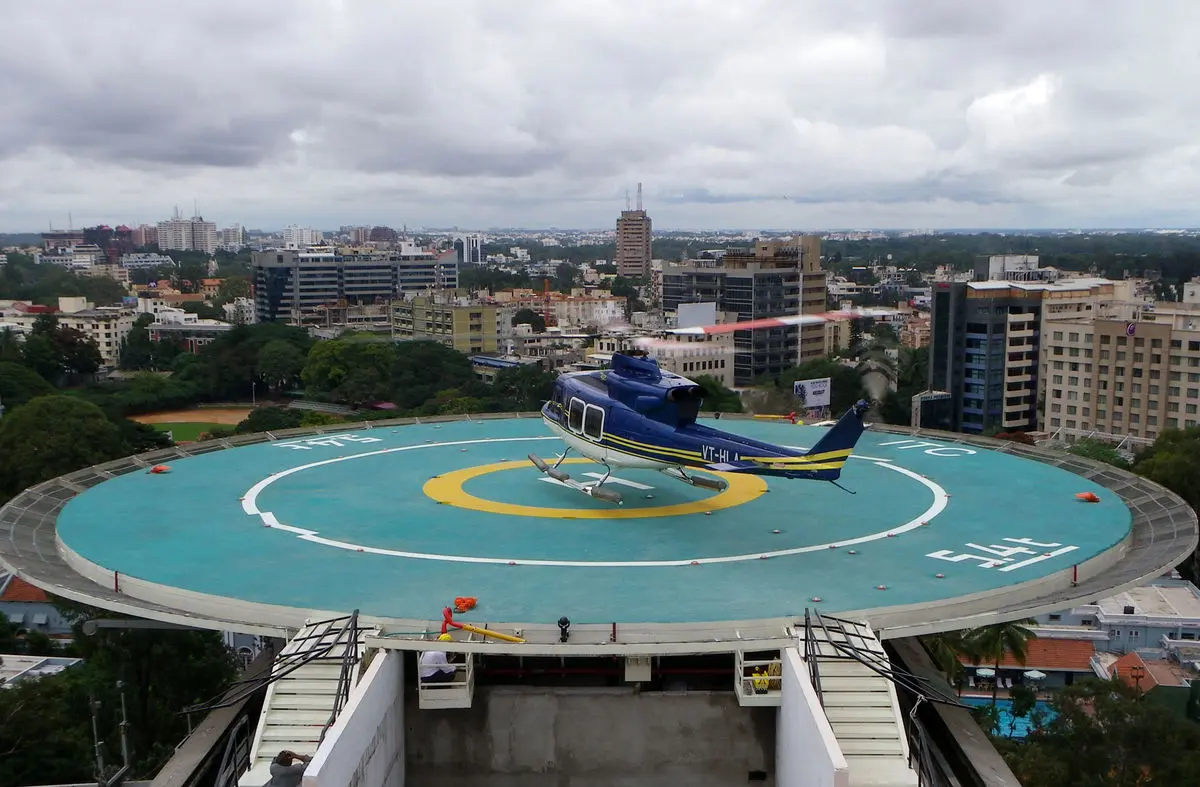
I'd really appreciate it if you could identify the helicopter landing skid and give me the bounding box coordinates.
[662,466,728,491]
[528,453,624,504]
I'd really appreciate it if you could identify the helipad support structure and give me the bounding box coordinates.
[0,413,1195,654]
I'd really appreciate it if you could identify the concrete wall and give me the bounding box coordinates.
[406,686,775,787]
[304,652,405,787]
[777,649,848,787]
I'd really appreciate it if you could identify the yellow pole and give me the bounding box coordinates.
[455,622,525,643]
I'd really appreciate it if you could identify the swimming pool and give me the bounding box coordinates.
[960,696,1057,738]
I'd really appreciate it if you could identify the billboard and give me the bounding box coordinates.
[792,377,831,408]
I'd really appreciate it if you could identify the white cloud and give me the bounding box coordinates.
[1,0,1198,231]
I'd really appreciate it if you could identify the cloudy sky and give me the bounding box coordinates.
[3,0,1199,232]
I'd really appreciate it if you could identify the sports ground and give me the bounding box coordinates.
[53,417,1134,629]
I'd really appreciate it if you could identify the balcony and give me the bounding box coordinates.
[417,653,475,709]
[734,650,782,707]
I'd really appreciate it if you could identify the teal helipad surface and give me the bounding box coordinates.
[56,418,1132,626]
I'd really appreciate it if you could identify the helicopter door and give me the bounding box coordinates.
[582,404,605,442]
[568,398,585,433]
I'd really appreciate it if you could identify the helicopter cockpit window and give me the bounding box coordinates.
[583,405,604,440]
[568,399,585,432]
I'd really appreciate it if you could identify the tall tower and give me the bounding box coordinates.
[616,182,652,279]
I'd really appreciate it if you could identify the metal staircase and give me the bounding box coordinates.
[181,612,369,787]
[235,613,370,785]
[803,611,961,786]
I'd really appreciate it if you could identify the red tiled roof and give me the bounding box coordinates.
[960,637,1095,671]
[0,576,50,603]
[1109,653,1191,690]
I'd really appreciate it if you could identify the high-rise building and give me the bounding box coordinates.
[661,237,825,384]
[1040,300,1200,444]
[282,225,324,248]
[454,234,483,265]
[616,183,652,279]
[251,243,458,324]
[157,215,217,254]
[927,278,1116,434]
[220,224,246,250]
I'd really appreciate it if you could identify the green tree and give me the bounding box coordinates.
[1133,427,1200,582]
[490,364,556,411]
[512,308,547,333]
[20,333,62,382]
[1000,678,1200,787]
[921,630,979,692]
[0,327,22,362]
[0,361,54,410]
[966,618,1038,707]
[302,337,395,405]
[0,396,129,500]
[390,341,483,411]
[693,374,743,413]
[234,405,305,434]
[1068,437,1132,470]
[256,339,306,394]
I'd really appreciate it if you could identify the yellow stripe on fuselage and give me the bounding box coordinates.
[742,448,853,464]
[604,433,704,462]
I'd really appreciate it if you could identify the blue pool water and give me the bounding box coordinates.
[960,696,1057,737]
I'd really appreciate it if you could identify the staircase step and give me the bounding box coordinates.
[819,691,895,708]
[273,680,342,694]
[267,709,335,726]
[267,693,342,710]
[838,738,906,757]
[824,706,898,724]
[286,663,346,680]
[262,727,322,743]
[816,676,892,692]
[829,721,901,740]
[812,661,883,678]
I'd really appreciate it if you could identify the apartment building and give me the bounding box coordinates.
[661,237,826,384]
[928,278,1115,434]
[488,288,626,329]
[1040,301,1200,441]
[157,216,218,254]
[392,296,500,354]
[251,244,458,324]
[0,297,135,368]
[593,333,736,389]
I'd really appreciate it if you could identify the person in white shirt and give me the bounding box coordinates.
[419,633,457,683]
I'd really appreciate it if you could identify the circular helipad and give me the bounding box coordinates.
[51,417,1135,632]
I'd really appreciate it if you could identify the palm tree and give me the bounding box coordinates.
[922,630,979,693]
[966,618,1038,706]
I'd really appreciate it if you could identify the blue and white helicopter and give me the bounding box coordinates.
[528,308,894,504]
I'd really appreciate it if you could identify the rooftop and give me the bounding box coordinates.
[965,277,1114,293]
[0,654,82,686]
[960,637,1096,672]
[0,573,50,603]
[1095,583,1200,619]
[1108,651,1196,690]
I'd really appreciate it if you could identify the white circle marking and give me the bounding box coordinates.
[241,436,949,567]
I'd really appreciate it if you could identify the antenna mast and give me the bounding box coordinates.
[625,188,631,211]
[636,182,643,211]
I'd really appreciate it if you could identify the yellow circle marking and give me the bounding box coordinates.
[423,458,767,519]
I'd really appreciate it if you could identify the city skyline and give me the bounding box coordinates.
[3,1,1200,233]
